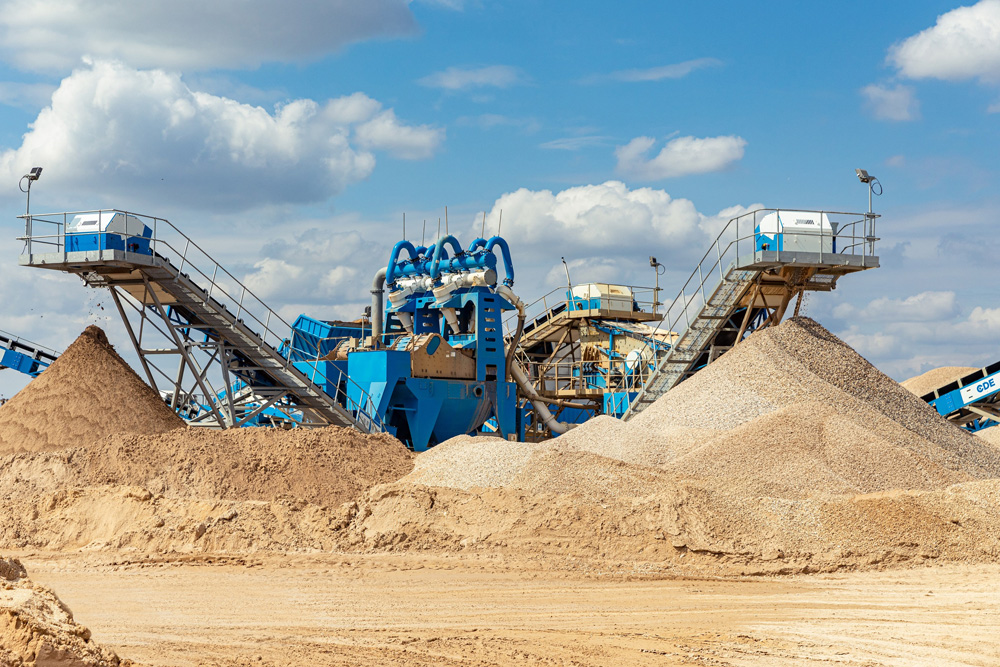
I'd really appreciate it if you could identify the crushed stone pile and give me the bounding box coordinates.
[901,366,978,397]
[0,326,183,454]
[336,318,1000,573]
[0,556,126,666]
[553,317,1000,497]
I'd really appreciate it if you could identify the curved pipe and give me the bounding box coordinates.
[385,240,419,285]
[498,284,575,435]
[467,237,488,252]
[509,362,576,435]
[371,267,387,346]
[429,235,464,280]
[485,236,515,286]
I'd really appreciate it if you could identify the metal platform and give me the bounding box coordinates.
[621,209,880,420]
[18,210,382,431]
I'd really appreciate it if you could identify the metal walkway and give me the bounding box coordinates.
[17,210,380,431]
[0,329,58,378]
[918,362,1000,432]
[621,209,880,420]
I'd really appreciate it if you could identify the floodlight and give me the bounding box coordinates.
[25,167,42,181]
[855,168,872,184]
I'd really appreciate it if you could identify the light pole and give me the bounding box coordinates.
[855,168,882,253]
[649,256,665,315]
[19,167,42,216]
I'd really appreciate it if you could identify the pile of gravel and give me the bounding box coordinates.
[404,435,545,490]
[411,318,1000,500]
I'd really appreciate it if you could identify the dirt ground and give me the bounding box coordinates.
[18,553,1000,667]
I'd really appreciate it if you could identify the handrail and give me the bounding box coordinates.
[18,209,387,432]
[0,329,60,357]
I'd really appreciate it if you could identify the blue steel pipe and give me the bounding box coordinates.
[394,252,496,278]
[467,237,488,252]
[485,236,515,286]
[429,235,465,280]
[385,240,419,285]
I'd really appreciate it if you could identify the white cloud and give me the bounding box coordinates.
[474,181,754,260]
[241,222,384,321]
[0,61,442,211]
[418,65,524,90]
[861,83,920,121]
[0,0,416,72]
[890,0,1000,83]
[539,135,611,151]
[415,0,466,8]
[584,58,721,84]
[615,135,746,180]
[354,109,445,160]
[833,291,959,322]
[457,114,541,133]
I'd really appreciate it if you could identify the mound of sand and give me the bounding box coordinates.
[79,426,413,506]
[0,326,183,454]
[902,366,978,397]
[0,556,125,666]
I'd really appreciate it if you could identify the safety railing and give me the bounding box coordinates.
[284,333,387,432]
[503,282,661,337]
[17,209,386,432]
[638,209,878,344]
[0,328,60,359]
[521,356,655,395]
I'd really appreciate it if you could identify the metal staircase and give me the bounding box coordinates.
[17,209,382,431]
[621,209,880,420]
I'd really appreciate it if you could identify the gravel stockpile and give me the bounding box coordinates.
[553,416,718,469]
[662,400,974,498]
[902,366,978,397]
[404,435,543,490]
[0,326,183,454]
[613,318,1000,486]
[407,318,1000,500]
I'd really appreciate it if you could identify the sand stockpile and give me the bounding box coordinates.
[902,366,978,397]
[0,426,413,555]
[78,426,413,506]
[0,556,126,666]
[0,326,183,454]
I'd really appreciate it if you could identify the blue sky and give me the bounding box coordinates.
[0,0,999,396]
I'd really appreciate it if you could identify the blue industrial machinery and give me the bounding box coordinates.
[0,329,58,378]
[918,362,1000,432]
[336,234,520,450]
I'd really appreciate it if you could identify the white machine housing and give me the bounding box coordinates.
[570,284,634,312]
[755,210,835,253]
[67,212,149,237]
